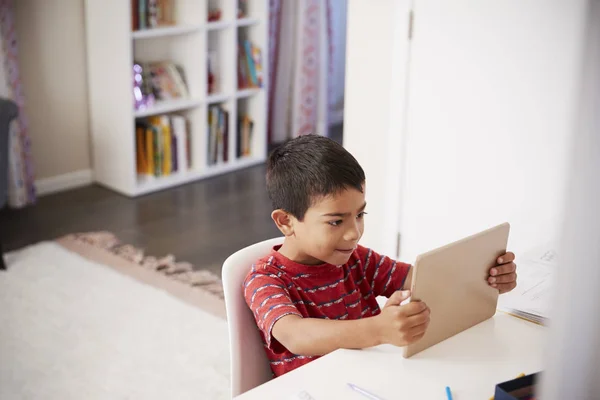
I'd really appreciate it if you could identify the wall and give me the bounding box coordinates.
[397,0,587,262]
[344,0,411,256]
[15,0,91,187]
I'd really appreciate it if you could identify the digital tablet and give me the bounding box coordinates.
[403,222,510,358]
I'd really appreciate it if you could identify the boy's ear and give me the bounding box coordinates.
[271,209,295,236]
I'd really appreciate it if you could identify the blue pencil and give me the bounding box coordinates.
[445,386,453,400]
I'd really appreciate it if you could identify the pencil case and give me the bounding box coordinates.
[494,372,540,400]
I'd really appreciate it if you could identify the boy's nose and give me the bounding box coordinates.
[344,222,361,241]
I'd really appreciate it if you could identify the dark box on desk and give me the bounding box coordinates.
[494,372,540,400]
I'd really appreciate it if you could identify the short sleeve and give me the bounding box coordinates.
[243,266,302,351]
[360,246,411,298]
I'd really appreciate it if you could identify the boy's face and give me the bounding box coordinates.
[287,186,366,265]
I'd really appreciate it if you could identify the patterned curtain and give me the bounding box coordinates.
[268,0,334,143]
[0,0,35,208]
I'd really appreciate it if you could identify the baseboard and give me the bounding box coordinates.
[35,169,94,196]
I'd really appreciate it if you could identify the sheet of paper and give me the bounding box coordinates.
[498,245,557,318]
[289,391,317,400]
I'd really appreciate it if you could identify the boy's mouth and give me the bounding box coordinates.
[335,248,355,254]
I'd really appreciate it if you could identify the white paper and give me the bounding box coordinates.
[498,245,558,320]
[289,391,317,400]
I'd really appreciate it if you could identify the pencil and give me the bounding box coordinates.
[445,386,453,400]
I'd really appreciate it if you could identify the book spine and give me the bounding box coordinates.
[132,0,140,30]
[212,107,219,164]
[172,115,188,174]
[160,115,171,175]
[244,40,258,87]
[223,110,229,163]
[148,0,158,28]
[236,117,241,158]
[145,126,154,175]
[252,45,263,88]
[139,0,147,29]
[170,117,178,173]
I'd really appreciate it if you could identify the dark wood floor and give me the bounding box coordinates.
[0,164,280,275]
[0,126,343,276]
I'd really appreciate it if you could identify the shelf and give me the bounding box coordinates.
[135,157,264,195]
[236,88,262,99]
[136,171,199,195]
[206,93,232,104]
[134,98,202,118]
[132,25,201,39]
[206,20,234,31]
[205,157,265,176]
[236,18,260,27]
[86,1,268,197]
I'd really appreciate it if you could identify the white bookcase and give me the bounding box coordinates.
[84,0,268,196]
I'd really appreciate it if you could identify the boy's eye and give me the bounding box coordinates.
[328,220,343,226]
[357,211,368,219]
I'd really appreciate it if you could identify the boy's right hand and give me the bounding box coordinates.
[375,290,431,347]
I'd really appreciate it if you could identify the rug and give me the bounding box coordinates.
[0,236,231,399]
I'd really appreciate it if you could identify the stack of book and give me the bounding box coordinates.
[207,105,229,166]
[237,115,254,158]
[497,245,557,325]
[136,114,191,177]
[134,61,188,110]
[238,40,263,89]
[132,0,175,30]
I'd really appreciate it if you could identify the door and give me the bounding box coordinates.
[398,1,587,262]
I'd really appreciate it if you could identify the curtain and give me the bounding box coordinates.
[0,0,35,208]
[268,0,335,143]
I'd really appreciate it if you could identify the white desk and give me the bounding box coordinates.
[235,313,545,400]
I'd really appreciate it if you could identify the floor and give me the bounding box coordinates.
[0,125,343,275]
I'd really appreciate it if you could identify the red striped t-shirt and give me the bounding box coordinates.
[243,244,411,377]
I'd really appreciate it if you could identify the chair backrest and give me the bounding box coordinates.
[222,237,283,397]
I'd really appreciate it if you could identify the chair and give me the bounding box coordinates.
[222,237,284,397]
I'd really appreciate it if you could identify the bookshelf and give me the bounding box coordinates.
[84,0,268,197]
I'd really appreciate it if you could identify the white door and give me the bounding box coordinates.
[397,1,587,262]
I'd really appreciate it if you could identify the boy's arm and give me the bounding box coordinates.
[272,315,381,357]
[272,290,429,356]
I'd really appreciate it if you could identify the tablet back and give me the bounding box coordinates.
[403,222,510,358]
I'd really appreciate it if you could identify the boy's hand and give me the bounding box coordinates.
[488,252,517,294]
[375,290,430,347]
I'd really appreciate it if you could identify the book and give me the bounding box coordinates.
[223,110,229,162]
[238,41,263,89]
[170,114,188,174]
[148,0,158,28]
[139,0,147,29]
[133,0,175,30]
[132,0,140,30]
[244,40,258,87]
[136,114,189,178]
[148,61,189,100]
[237,115,254,158]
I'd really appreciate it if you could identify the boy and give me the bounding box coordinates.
[244,135,517,377]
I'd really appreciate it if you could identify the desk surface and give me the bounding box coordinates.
[235,313,545,400]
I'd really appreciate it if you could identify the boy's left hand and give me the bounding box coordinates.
[488,252,517,294]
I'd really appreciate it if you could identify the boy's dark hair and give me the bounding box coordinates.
[266,134,365,220]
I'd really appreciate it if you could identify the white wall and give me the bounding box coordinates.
[344,0,411,256]
[398,0,587,262]
[345,0,587,262]
[15,0,91,182]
